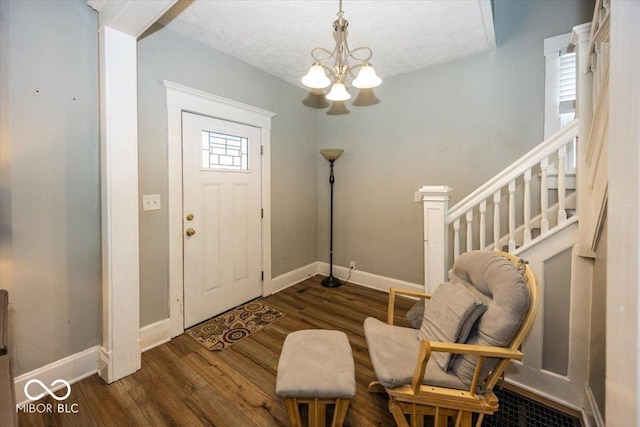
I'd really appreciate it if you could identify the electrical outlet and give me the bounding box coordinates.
[349,261,356,269]
[414,191,422,202]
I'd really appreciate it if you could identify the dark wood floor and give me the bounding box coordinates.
[18,276,415,427]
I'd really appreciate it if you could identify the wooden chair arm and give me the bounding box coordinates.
[387,287,431,325]
[427,341,524,360]
[410,339,523,397]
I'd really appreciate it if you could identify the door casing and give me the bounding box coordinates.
[163,81,276,338]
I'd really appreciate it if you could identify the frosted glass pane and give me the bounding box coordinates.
[201,131,249,171]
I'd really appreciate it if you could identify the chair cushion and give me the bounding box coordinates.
[364,317,467,390]
[418,282,487,371]
[447,251,530,386]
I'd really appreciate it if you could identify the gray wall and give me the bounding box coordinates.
[316,0,594,284]
[137,26,319,326]
[0,0,101,375]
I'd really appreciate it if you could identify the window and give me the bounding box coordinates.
[544,32,577,138]
[558,51,577,126]
[544,33,577,186]
[201,130,249,171]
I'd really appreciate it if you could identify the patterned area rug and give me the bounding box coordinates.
[186,301,285,351]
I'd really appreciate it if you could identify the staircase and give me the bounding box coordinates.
[415,7,609,424]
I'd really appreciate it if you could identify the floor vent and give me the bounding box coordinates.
[482,386,582,427]
[296,286,311,294]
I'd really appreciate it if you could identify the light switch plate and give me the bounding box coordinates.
[142,194,161,211]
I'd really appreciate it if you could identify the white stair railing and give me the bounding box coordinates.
[418,119,578,292]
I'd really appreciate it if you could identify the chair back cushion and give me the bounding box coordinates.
[447,251,530,386]
[418,282,487,370]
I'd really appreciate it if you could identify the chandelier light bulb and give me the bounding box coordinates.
[352,64,382,89]
[326,82,351,101]
[301,64,331,89]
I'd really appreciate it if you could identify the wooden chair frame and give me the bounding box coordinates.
[368,252,540,427]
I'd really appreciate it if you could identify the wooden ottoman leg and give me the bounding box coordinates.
[285,398,301,427]
[331,399,351,427]
[309,399,326,427]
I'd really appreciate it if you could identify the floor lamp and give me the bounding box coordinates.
[320,148,344,288]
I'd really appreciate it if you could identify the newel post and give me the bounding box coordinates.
[417,186,453,293]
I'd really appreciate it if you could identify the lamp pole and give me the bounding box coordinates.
[320,149,344,287]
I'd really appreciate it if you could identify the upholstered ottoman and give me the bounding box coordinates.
[276,330,356,427]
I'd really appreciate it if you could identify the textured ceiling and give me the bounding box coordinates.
[159,0,496,87]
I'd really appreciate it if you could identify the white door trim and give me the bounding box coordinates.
[163,81,276,338]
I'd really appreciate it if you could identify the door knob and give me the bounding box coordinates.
[185,228,196,237]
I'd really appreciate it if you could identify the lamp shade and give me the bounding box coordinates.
[352,64,382,89]
[302,64,331,89]
[326,82,351,101]
[320,148,344,161]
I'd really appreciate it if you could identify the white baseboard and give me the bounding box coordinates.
[317,262,423,294]
[271,262,319,293]
[139,318,173,352]
[584,385,605,427]
[14,345,100,407]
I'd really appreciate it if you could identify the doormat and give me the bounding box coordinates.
[186,301,286,351]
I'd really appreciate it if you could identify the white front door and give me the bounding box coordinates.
[182,112,263,328]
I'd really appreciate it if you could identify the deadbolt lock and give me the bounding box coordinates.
[186,213,194,221]
[185,228,196,237]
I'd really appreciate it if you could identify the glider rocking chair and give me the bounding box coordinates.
[364,250,539,427]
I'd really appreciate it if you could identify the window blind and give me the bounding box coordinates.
[559,52,576,113]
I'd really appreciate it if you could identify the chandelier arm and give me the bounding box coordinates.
[311,47,336,63]
[347,46,373,63]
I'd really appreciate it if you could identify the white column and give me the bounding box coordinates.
[98,26,140,383]
[607,1,640,424]
[418,186,453,293]
[89,0,177,384]
[571,22,594,256]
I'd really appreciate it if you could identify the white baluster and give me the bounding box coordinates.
[557,145,567,224]
[540,157,550,233]
[493,191,501,251]
[524,169,532,244]
[466,210,473,252]
[508,180,516,253]
[479,200,487,250]
[453,218,461,261]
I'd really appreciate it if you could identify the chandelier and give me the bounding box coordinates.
[301,0,382,101]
